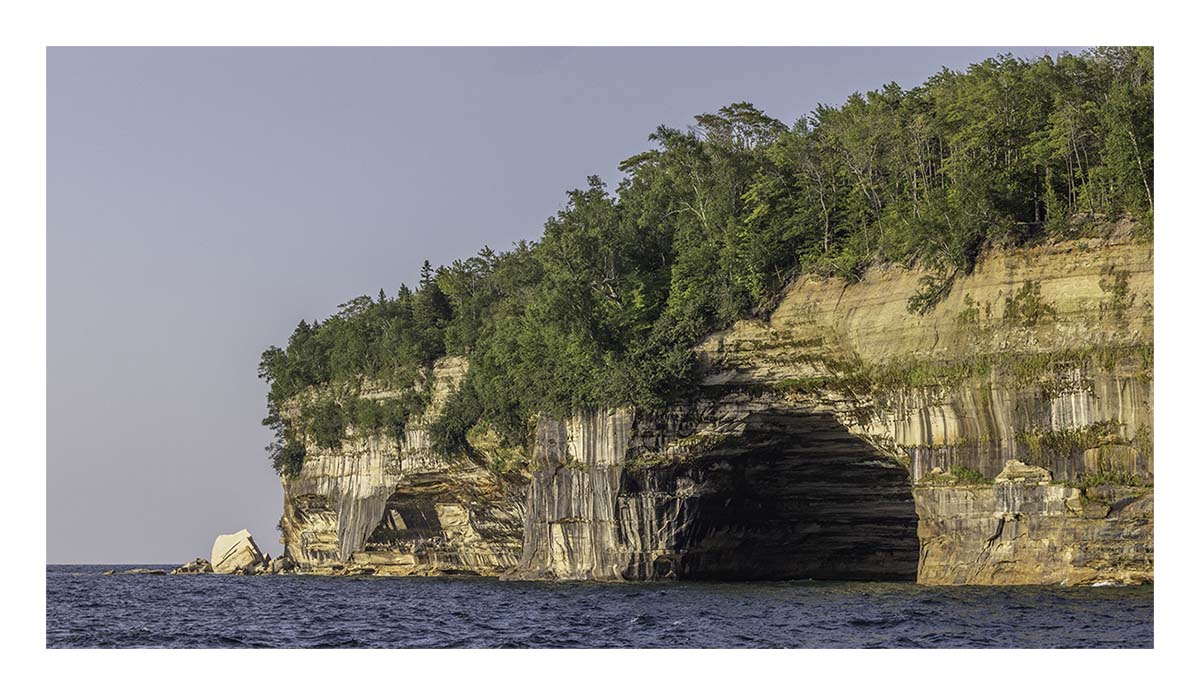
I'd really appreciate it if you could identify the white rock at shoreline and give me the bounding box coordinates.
[211,529,265,574]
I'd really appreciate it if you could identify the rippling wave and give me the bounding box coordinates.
[46,565,1152,648]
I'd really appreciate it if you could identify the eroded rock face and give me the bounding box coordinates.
[506,407,919,581]
[281,444,527,577]
[211,529,265,574]
[171,558,213,574]
[279,358,527,576]
[683,235,1153,585]
[994,460,1053,483]
[267,556,295,574]
[506,409,636,581]
[914,480,1152,585]
[277,236,1153,585]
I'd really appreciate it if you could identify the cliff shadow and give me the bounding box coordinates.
[620,409,919,581]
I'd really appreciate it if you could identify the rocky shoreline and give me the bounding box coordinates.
[131,239,1150,587]
[148,451,1153,586]
[262,238,1153,586]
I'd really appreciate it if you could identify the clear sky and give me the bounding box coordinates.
[48,46,1085,563]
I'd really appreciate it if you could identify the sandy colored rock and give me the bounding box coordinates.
[170,558,213,574]
[994,460,1053,483]
[914,484,1152,585]
[278,357,527,577]
[276,236,1153,585]
[1084,444,1142,478]
[210,529,265,574]
[267,556,296,574]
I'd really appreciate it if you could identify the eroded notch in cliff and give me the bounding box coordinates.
[631,409,920,581]
[510,407,919,581]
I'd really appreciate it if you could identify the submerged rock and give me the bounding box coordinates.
[170,558,213,574]
[210,529,266,574]
[103,568,167,575]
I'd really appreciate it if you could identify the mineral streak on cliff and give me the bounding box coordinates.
[277,234,1152,585]
[278,358,527,575]
[507,406,919,581]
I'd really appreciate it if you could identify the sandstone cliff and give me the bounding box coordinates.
[278,234,1152,585]
[278,358,528,576]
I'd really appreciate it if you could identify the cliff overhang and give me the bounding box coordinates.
[275,236,1153,585]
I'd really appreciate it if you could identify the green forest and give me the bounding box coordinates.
[258,48,1153,476]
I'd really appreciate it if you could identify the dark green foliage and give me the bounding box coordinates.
[907,271,957,316]
[302,398,347,450]
[345,395,419,445]
[1075,469,1149,489]
[1099,265,1135,320]
[427,381,486,457]
[269,438,306,478]
[949,465,992,485]
[1003,281,1058,327]
[1017,419,1123,467]
[256,282,449,466]
[258,49,1153,475]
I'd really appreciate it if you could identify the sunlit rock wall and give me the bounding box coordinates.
[278,233,1153,585]
[505,405,919,581]
[279,357,527,575]
[691,233,1153,584]
[914,479,1153,585]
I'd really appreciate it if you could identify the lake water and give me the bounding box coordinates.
[46,565,1153,648]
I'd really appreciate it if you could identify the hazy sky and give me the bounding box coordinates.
[48,46,1084,563]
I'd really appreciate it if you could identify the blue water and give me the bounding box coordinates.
[46,565,1153,648]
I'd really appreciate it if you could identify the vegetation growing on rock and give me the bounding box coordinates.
[1017,420,1122,465]
[258,48,1153,473]
[918,465,993,486]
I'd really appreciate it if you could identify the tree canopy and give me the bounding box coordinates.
[259,48,1153,474]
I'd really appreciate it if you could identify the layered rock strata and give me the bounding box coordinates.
[278,358,527,576]
[914,461,1152,585]
[278,234,1153,585]
[507,407,918,581]
[211,529,266,574]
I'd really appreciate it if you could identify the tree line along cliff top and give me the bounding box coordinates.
[257,47,1154,476]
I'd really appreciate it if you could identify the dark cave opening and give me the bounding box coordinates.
[622,410,920,581]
